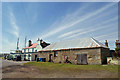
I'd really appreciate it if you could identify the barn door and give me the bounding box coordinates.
[77,54,87,65]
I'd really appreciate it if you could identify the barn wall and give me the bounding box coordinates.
[38,48,110,65]
[51,48,101,64]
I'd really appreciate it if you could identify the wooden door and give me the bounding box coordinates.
[77,54,87,65]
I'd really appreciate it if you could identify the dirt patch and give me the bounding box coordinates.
[2,65,118,78]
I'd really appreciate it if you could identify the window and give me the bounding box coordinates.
[28,54,31,57]
[32,48,34,52]
[54,51,58,57]
[28,49,29,52]
[24,49,26,53]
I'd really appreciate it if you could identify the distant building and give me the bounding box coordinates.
[22,39,50,53]
[39,37,110,65]
[115,40,120,48]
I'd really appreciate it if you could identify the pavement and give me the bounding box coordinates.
[0,59,30,68]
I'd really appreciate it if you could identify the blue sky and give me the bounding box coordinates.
[2,2,118,53]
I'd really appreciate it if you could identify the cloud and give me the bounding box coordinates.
[58,29,83,38]
[33,3,93,40]
[65,23,117,39]
[9,11,19,38]
[58,16,117,39]
[58,15,117,39]
[95,32,117,40]
[2,9,21,53]
[38,3,116,40]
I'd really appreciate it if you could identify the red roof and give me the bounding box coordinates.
[23,43,37,49]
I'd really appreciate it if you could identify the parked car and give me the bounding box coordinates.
[16,56,21,61]
[7,55,13,60]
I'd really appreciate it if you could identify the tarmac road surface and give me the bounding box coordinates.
[0,59,30,79]
[0,59,30,68]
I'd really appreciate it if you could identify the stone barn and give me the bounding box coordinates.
[38,37,110,65]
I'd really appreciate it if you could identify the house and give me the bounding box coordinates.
[38,37,110,65]
[22,38,50,61]
[22,39,50,53]
[22,40,38,53]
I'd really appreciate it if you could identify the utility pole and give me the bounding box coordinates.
[25,36,27,47]
[17,37,19,50]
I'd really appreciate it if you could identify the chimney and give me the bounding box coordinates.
[29,40,32,47]
[105,40,108,47]
[40,39,43,44]
[115,40,117,48]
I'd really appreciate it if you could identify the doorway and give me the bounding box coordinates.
[35,55,37,61]
[49,54,53,62]
[77,54,88,65]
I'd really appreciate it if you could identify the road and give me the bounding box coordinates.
[1,59,30,79]
[0,59,30,68]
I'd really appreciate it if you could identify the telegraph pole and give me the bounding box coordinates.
[25,36,27,47]
[17,37,19,50]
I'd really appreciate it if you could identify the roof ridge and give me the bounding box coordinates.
[91,37,108,48]
[90,37,101,47]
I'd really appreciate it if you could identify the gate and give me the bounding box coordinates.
[77,54,88,65]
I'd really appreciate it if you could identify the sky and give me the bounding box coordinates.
[2,2,118,53]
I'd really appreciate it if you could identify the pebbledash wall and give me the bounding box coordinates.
[39,47,110,65]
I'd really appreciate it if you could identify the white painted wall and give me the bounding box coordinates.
[36,40,42,51]
[22,40,42,53]
[29,48,32,52]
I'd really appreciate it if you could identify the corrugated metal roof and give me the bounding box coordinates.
[41,37,108,51]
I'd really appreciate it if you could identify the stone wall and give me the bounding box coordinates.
[39,47,110,65]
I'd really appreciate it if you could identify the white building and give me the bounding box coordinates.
[22,39,50,61]
[22,39,42,53]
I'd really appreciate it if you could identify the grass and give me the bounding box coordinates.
[24,62,119,73]
[0,57,4,59]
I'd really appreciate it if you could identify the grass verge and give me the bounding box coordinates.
[24,62,119,73]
